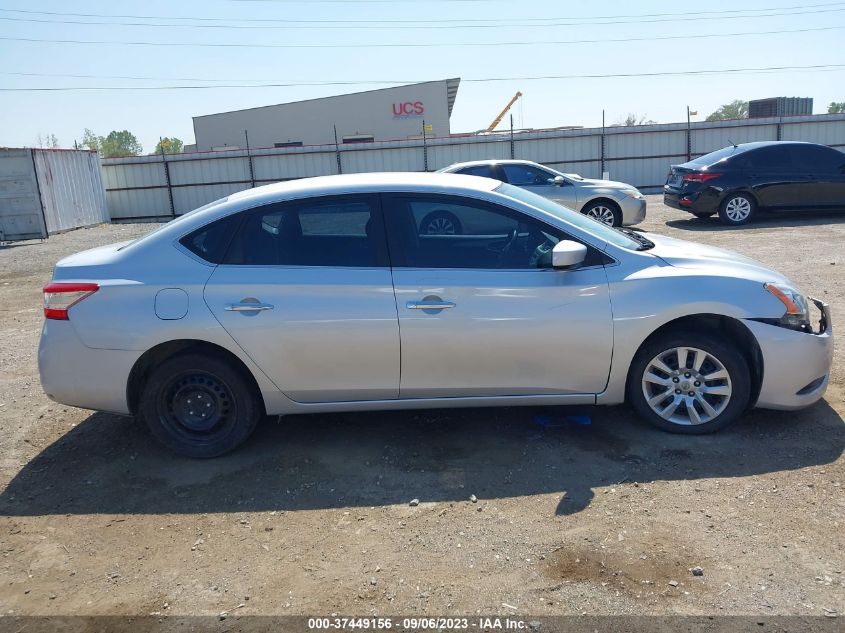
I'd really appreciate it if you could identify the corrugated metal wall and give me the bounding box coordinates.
[0,148,108,240]
[102,113,845,221]
[32,149,109,234]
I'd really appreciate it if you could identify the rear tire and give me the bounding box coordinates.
[627,331,751,434]
[718,193,756,226]
[582,200,622,227]
[139,353,261,458]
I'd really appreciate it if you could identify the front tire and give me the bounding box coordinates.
[718,193,756,226]
[582,200,622,227]
[627,332,751,434]
[139,353,261,458]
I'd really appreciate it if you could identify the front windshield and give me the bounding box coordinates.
[494,183,641,250]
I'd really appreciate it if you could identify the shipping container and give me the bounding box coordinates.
[0,148,108,241]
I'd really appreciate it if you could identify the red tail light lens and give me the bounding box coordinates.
[682,172,722,183]
[43,283,99,320]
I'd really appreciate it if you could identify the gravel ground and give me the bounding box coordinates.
[0,197,843,618]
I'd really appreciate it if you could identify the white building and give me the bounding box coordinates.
[190,78,460,152]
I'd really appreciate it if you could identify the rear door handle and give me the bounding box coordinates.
[225,302,274,312]
[407,300,456,310]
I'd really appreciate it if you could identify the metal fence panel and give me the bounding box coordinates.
[32,149,109,233]
[101,114,845,219]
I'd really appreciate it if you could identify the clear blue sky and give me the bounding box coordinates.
[1,0,843,152]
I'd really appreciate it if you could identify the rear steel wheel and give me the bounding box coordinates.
[140,353,261,457]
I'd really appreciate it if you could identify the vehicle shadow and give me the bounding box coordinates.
[2,400,843,517]
[665,211,845,232]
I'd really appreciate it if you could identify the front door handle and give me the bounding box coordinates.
[225,302,274,312]
[407,300,456,310]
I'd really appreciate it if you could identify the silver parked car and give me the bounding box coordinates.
[39,173,832,457]
[437,159,646,227]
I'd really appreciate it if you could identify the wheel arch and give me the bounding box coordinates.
[582,196,622,212]
[625,313,764,407]
[126,339,266,416]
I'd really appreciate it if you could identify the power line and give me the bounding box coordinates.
[1,2,843,25]
[1,24,841,50]
[3,6,845,30]
[3,63,844,92]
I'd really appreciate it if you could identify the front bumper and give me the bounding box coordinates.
[38,319,140,415]
[746,298,834,410]
[620,197,647,226]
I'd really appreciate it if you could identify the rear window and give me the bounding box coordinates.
[686,145,750,168]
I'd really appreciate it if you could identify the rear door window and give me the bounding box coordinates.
[223,195,388,267]
[745,145,795,172]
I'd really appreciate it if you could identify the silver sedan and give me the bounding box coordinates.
[39,173,832,457]
[437,159,646,227]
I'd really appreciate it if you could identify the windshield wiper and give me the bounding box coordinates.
[619,227,655,250]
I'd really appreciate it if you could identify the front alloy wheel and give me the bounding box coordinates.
[582,202,621,226]
[641,347,731,426]
[628,332,751,434]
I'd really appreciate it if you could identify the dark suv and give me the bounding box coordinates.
[664,141,845,225]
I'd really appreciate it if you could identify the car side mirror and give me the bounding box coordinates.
[552,240,588,270]
[553,175,567,186]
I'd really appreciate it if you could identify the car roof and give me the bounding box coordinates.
[731,140,822,151]
[226,171,499,206]
[443,159,539,169]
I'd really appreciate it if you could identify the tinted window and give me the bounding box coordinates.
[502,164,556,186]
[224,196,386,267]
[384,194,603,270]
[179,213,243,263]
[686,145,750,168]
[790,144,845,173]
[744,145,794,171]
[457,165,497,178]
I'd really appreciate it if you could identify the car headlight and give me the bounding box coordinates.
[622,189,644,199]
[764,282,810,331]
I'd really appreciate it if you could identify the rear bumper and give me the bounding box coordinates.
[745,298,834,411]
[38,319,139,415]
[663,188,721,214]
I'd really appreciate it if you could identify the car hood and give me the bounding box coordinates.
[643,233,793,285]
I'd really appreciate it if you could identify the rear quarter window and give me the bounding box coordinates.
[179,213,243,264]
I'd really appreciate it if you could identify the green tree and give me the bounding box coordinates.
[828,101,845,113]
[99,130,142,158]
[155,137,184,154]
[706,100,749,121]
[81,129,142,157]
[81,128,100,152]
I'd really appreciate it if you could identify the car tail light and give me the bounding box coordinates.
[682,172,722,183]
[43,283,99,320]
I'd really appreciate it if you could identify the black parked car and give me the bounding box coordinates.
[664,141,845,225]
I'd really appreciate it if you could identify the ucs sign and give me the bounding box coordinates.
[392,101,424,117]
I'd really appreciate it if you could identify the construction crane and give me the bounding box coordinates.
[486,91,523,132]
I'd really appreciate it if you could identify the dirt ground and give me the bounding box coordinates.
[0,197,843,619]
